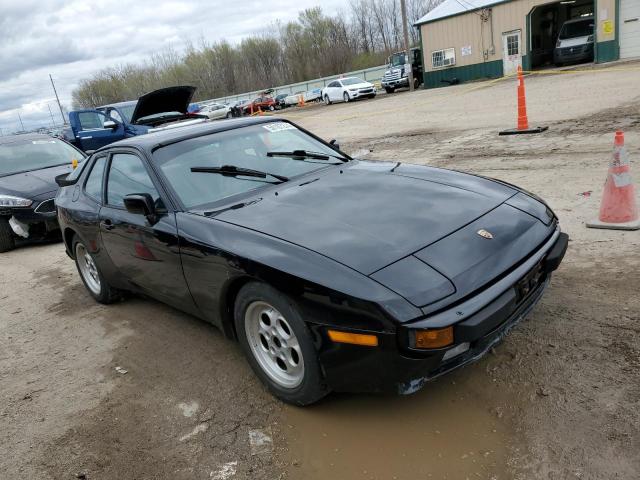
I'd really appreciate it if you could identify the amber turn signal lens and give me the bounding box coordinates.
[328,330,379,347]
[414,327,454,349]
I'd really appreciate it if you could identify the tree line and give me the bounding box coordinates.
[72,0,443,108]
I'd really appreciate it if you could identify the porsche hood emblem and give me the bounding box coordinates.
[477,229,494,239]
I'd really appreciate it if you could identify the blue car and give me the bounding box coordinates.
[66,86,207,152]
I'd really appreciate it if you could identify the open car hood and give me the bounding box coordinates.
[130,86,197,124]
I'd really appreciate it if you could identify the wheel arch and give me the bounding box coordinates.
[219,275,256,341]
[63,227,77,257]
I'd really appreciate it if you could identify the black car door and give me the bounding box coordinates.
[98,150,197,314]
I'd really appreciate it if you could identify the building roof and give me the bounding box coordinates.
[415,0,512,25]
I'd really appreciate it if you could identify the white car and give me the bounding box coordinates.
[199,102,231,120]
[284,91,306,106]
[322,77,376,105]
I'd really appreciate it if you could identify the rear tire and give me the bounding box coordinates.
[234,282,329,405]
[73,237,122,304]
[0,218,15,253]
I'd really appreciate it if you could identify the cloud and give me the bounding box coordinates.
[0,0,344,133]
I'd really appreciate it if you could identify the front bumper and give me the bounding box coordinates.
[1,199,59,238]
[554,43,593,63]
[348,89,376,99]
[381,77,409,88]
[318,230,569,394]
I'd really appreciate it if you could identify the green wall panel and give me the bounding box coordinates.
[423,60,503,89]
[596,40,619,63]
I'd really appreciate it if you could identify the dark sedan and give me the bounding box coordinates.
[54,118,568,405]
[0,134,85,252]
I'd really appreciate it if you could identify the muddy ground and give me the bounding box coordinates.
[1,62,639,479]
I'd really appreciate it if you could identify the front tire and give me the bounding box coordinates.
[343,92,350,103]
[385,87,394,94]
[0,218,15,253]
[324,95,331,105]
[234,282,329,405]
[73,237,121,304]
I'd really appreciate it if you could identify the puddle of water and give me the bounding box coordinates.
[284,371,510,480]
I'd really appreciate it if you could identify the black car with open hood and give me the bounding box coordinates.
[129,85,199,126]
[54,117,568,405]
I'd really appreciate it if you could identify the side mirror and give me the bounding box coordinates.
[55,172,74,187]
[329,139,340,151]
[104,120,118,129]
[123,193,156,221]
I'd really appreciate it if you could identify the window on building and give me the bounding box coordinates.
[507,34,519,56]
[432,48,456,68]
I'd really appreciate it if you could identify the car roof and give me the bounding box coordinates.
[95,116,281,153]
[0,133,55,145]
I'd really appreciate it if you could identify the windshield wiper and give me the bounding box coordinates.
[191,165,289,183]
[267,149,348,163]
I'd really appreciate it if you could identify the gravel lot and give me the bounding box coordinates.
[1,61,639,479]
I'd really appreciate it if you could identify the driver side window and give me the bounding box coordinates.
[106,153,163,209]
[78,111,111,130]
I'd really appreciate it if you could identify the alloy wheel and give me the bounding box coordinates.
[75,242,101,295]
[244,301,304,389]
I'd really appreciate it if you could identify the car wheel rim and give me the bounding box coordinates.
[324,96,329,105]
[75,243,101,295]
[245,301,304,389]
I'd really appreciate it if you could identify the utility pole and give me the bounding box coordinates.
[400,0,415,92]
[18,112,25,131]
[49,74,67,124]
[47,104,56,127]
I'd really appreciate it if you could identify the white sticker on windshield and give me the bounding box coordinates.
[32,140,57,144]
[262,122,296,132]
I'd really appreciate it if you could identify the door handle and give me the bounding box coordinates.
[100,219,115,231]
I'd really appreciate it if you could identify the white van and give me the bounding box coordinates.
[554,16,595,65]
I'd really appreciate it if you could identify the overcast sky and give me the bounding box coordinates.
[0,0,344,134]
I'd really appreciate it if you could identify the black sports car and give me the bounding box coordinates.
[54,117,568,405]
[0,134,86,252]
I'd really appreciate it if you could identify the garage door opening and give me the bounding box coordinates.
[529,0,595,69]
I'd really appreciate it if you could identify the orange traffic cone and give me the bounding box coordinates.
[499,66,548,135]
[587,131,640,230]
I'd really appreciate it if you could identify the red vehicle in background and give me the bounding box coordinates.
[242,95,276,114]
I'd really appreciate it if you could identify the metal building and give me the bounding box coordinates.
[415,0,639,88]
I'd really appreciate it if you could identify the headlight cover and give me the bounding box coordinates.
[0,195,33,207]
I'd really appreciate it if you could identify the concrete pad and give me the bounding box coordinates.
[586,218,640,230]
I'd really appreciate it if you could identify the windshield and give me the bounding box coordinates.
[154,122,342,209]
[118,104,136,122]
[0,137,84,177]
[390,53,405,67]
[341,77,366,86]
[559,19,594,39]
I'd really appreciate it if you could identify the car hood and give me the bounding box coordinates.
[211,161,520,276]
[130,85,197,124]
[558,36,591,47]
[343,82,373,89]
[0,163,74,200]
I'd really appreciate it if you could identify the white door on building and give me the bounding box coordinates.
[502,30,522,76]
[620,0,640,59]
